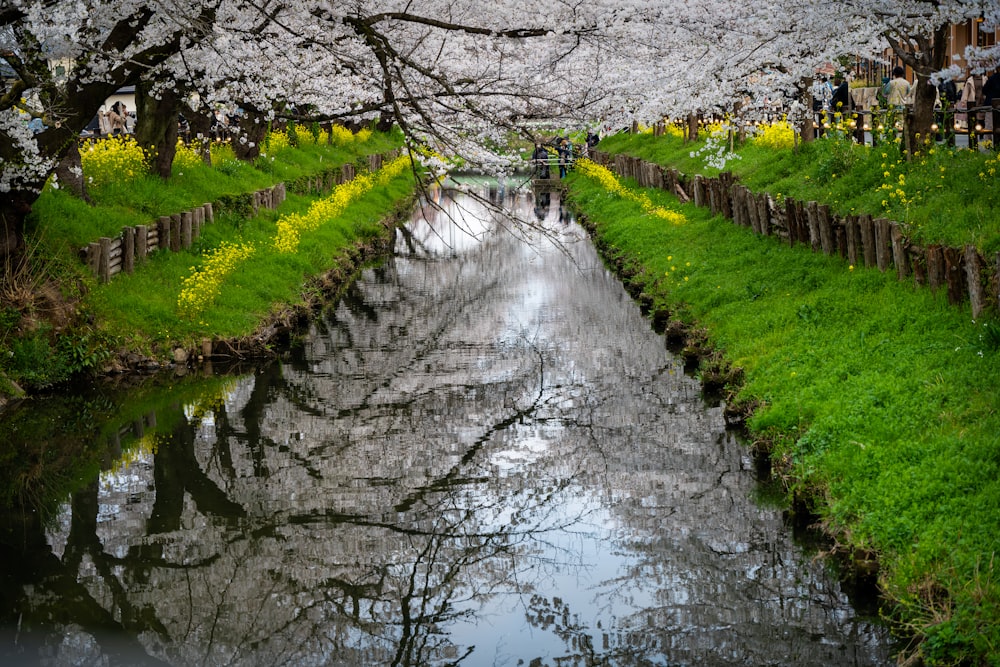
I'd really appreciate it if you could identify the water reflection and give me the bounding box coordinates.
[0,182,891,665]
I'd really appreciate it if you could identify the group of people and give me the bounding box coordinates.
[530,130,601,179]
[953,70,1000,131]
[812,73,850,113]
[810,64,1000,141]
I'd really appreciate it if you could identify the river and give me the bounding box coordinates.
[0,179,892,666]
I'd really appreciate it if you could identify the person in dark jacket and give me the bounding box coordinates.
[530,143,550,179]
[830,74,849,113]
[984,70,1000,107]
[557,139,572,178]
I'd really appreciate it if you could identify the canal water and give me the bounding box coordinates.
[0,180,892,666]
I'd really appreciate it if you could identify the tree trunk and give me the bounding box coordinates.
[888,24,948,156]
[135,81,182,179]
[800,82,816,143]
[231,106,268,161]
[0,193,34,263]
[53,140,90,203]
[686,112,699,142]
[186,107,214,166]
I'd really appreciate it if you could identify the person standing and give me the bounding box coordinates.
[98,104,111,136]
[557,139,572,178]
[830,74,849,113]
[107,102,126,136]
[531,142,550,179]
[983,70,1000,132]
[957,71,985,130]
[886,67,911,108]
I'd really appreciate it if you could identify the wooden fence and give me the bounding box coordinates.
[590,150,1000,318]
[78,154,394,283]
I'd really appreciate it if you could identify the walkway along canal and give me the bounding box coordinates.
[0,180,892,665]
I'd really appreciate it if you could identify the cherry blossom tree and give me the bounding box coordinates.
[2,0,998,266]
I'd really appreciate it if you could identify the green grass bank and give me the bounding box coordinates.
[2,127,415,393]
[566,144,1000,665]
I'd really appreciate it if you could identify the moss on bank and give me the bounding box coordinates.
[566,162,1000,666]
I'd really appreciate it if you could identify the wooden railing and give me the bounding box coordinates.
[79,155,397,283]
[590,150,999,318]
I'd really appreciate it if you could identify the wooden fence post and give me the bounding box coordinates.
[805,201,821,252]
[926,245,945,293]
[859,214,877,268]
[181,211,193,249]
[943,246,966,305]
[136,225,148,263]
[192,207,203,239]
[99,237,112,283]
[757,194,771,236]
[818,204,834,255]
[965,245,985,319]
[890,223,909,280]
[87,242,100,277]
[158,216,171,253]
[122,226,135,274]
[874,218,892,272]
[170,214,182,251]
[844,215,859,266]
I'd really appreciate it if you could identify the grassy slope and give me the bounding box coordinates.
[598,130,1000,254]
[567,156,1000,664]
[5,131,412,386]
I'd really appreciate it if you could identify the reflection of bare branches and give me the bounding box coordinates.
[5,185,891,666]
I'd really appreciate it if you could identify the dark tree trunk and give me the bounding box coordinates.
[800,81,816,143]
[135,82,182,179]
[53,140,91,202]
[889,24,949,156]
[686,112,699,142]
[231,106,268,161]
[376,111,394,133]
[0,192,34,262]
[186,107,214,166]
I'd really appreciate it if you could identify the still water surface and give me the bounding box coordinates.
[1,182,891,666]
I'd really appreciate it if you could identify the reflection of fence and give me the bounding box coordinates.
[80,152,397,283]
[590,151,999,318]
